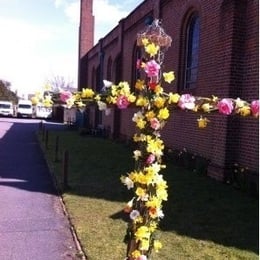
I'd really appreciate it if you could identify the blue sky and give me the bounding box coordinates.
[0,0,143,95]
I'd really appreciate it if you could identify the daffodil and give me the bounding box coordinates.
[238,106,251,116]
[135,226,150,241]
[81,88,95,98]
[153,96,165,108]
[136,96,149,107]
[145,42,159,57]
[197,116,210,128]
[135,79,145,90]
[168,92,180,104]
[158,107,169,120]
[154,240,163,252]
[163,71,175,83]
[141,38,149,46]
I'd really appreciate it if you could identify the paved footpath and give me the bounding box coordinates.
[0,118,82,260]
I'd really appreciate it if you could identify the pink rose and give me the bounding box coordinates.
[178,94,195,110]
[60,91,72,103]
[116,95,130,109]
[217,98,234,115]
[144,59,160,77]
[150,117,160,130]
[146,154,156,165]
[250,100,259,117]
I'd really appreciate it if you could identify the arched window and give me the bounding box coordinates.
[184,14,200,89]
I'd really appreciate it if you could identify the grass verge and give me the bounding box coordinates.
[39,127,259,260]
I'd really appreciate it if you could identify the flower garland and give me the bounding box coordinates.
[31,20,259,260]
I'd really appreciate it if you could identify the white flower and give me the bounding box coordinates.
[97,101,107,111]
[130,210,140,220]
[132,111,144,122]
[133,150,142,160]
[122,177,134,190]
[158,209,165,219]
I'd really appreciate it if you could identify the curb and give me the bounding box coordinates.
[36,130,87,260]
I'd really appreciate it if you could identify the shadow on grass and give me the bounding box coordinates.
[43,130,259,255]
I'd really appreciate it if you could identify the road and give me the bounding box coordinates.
[0,117,81,260]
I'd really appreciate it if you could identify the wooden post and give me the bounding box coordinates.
[62,150,69,190]
[54,135,59,162]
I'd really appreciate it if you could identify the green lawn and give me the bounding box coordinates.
[39,128,259,260]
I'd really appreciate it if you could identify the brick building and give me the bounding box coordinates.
[78,0,259,182]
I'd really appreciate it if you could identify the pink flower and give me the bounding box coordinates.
[146,154,156,165]
[217,98,234,115]
[138,256,147,260]
[116,95,130,109]
[144,59,160,77]
[178,94,195,110]
[150,117,160,130]
[60,91,72,103]
[250,100,259,117]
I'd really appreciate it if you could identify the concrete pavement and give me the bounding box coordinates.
[0,118,83,260]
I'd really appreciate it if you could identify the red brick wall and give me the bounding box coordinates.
[79,0,259,179]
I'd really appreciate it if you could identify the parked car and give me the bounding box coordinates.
[0,100,14,117]
[17,100,33,118]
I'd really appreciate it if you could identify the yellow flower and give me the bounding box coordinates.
[156,186,168,201]
[154,84,163,94]
[76,101,85,108]
[135,226,150,241]
[145,111,156,120]
[145,42,159,57]
[135,79,145,91]
[163,71,175,83]
[131,250,141,258]
[140,239,150,251]
[197,116,210,128]
[154,240,162,252]
[149,221,158,232]
[141,38,149,46]
[158,107,169,120]
[146,196,161,209]
[168,92,180,104]
[81,88,95,98]
[212,95,218,102]
[238,106,251,116]
[153,96,165,108]
[94,94,101,101]
[128,94,136,103]
[135,187,147,198]
[136,96,149,107]
[201,103,211,112]
[147,138,164,157]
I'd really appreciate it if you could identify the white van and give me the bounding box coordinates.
[17,100,33,118]
[0,101,14,117]
[35,104,52,119]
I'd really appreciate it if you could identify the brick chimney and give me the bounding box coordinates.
[78,0,94,90]
[78,0,94,59]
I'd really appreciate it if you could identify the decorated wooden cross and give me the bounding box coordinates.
[32,20,259,260]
